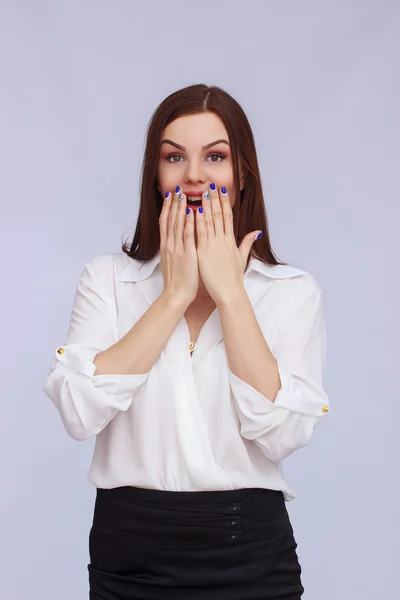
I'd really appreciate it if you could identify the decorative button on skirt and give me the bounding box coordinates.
[88,486,304,599]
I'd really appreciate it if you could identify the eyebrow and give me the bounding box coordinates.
[160,138,230,151]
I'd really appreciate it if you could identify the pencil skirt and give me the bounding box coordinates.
[87,486,304,600]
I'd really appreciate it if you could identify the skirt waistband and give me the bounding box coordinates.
[91,486,292,550]
[97,486,284,505]
[97,484,284,505]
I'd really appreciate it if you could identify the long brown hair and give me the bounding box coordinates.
[122,84,286,269]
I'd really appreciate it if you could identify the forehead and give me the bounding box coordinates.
[162,113,229,146]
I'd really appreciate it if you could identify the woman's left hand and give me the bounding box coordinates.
[195,184,263,306]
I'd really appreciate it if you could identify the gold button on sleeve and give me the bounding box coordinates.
[56,347,65,355]
[321,405,329,413]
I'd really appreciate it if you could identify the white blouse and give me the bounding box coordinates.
[43,251,330,501]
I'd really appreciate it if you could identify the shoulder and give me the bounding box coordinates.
[249,257,323,300]
[81,252,134,281]
[267,264,325,320]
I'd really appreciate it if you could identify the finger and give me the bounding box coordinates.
[159,190,172,248]
[209,182,224,235]
[167,185,183,248]
[219,186,234,237]
[174,189,187,250]
[195,203,207,248]
[184,205,196,251]
[200,188,214,238]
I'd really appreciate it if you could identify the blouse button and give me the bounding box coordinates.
[321,405,329,413]
[56,347,65,355]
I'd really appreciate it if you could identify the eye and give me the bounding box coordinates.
[164,152,227,164]
[206,153,227,162]
[165,154,184,163]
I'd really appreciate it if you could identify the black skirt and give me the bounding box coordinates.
[88,486,304,600]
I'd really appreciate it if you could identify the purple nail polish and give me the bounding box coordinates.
[221,186,227,195]
[186,207,191,215]
[210,182,216,191]
[175,185,180,193]
[165,191,170,199]
[199,206,203,214]
[255,231,264,240]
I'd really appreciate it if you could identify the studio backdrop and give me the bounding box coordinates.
[1,1,398,599]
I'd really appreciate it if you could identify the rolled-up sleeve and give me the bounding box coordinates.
[230,278,330,462]
[43,258,150,441]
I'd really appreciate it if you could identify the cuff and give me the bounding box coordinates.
[229,360,330,419]
[55,344,98,377]
[54,344,150,400]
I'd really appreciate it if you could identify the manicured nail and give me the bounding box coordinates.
[221,186,227,195]
[164,191,170,199]
[204,191,210,200]
[199,206,204,214]
[175,185,180,193]
[186,207,191,215]
[178,193,184,201]
[210,182,216,191]
[255,231,264,240]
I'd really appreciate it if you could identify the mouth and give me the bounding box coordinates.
[186,195,203,207]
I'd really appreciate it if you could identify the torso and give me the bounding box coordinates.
[184,296,217,355]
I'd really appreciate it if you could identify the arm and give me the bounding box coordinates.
[94,292,188,376]
[43,257,189,441]
[218,276,330,462]
[217,288,281,403]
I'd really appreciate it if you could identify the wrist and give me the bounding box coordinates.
[160,290,192,313]
[215,285,248,309]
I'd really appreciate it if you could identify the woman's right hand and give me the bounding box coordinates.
[159,187,199,307]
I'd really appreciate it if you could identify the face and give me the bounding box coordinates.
[157,112,244,211]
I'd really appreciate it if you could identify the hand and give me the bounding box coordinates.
[159,187,199,307]
[195,184,262,306]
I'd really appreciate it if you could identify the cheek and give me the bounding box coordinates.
[217,163,234,183]
[157,161,179,190]
[227,182,238,207]
[214,162,235,191]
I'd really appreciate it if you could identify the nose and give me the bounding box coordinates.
[183,158,207,185]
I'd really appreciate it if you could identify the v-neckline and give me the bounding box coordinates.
[183,304,219,358]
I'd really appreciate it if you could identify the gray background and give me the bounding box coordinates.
[1,1,399,598]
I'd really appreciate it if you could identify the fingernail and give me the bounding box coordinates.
[175,185,180,193]
[199,206,204,214]
[255,231,264,240]
[165,191,170,199]
[210,182,216,191]
[178,193,184,201]
[186,207,191,215]
[204,191,210,200]
[221,186,227,195]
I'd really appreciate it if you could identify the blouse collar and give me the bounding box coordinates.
[116,251,306,283]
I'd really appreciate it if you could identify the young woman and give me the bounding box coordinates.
[44,84,330,599]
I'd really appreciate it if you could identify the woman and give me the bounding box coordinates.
[44,84,330,599]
